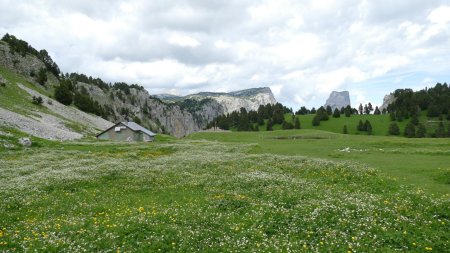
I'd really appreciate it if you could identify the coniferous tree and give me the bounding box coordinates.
[388,122,400,135]
[54,79,73,105]
[389,112,396,121]
[312,115,321,126]
[359,103,363,115]
[435,121,446,137]
[374,106,381,115]
[410,114,419,125]
[333,108,341,118]
[326,106,332,115]
[282,120,294,130]
[36,68,47,86]
[266,119,273,131]
[416,123,426,138]
[344,105,352,117]
[366,121,373,135]
[357,119,364,131]
[294,117,301,129]
[404,122,416,138]
[343,125,348,134]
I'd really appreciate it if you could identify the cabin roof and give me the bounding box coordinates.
[96,121,156,137]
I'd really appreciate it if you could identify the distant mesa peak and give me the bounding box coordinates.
[324,91,351,110]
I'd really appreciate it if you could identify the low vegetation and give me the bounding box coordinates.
[0,130,449,252]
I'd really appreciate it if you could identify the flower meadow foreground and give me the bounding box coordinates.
[0,141,449,252]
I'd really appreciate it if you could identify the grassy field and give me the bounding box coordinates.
[0,130,449,252]
[253,112,449,137]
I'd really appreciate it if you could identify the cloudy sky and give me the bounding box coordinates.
[1,0,450,109]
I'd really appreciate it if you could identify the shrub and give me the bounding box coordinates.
[32,96,43,105]
[343,125,348,134]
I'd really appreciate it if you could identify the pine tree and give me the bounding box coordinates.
[416,123,426,138]
[389,112,396,121]
[344,105,352,117]
[357,120,364,131]
[404,122,416,138]
[374,106,381,115]
[312,115,321,126]
[333,108,341,118]
[410,115,419,125]
[435,121,445,137]
[364,120,372,134]
[388,122,400,135]
[36,68,47,86]
[266,119,273,131]
[294,117,301,129]
[326,106,332,115]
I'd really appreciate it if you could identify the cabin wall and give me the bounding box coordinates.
[97,124,139,141]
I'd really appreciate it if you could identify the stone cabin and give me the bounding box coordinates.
[96,122,156,142]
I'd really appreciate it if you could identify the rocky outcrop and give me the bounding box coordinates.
[0,42,59,87]
[379,94,396,112]
[85,85,275,137]
[324,91,351,110]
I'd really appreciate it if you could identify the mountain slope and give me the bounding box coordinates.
[0,34,276,138]
[0,66,113,140]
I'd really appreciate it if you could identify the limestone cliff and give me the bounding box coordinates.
[324,91,351,110]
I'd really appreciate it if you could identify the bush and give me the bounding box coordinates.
[343,125,348,134]
[32,96,43,105]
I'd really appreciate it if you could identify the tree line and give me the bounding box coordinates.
[206,103,300,131]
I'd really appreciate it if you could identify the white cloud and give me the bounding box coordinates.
[428,6,450,24]
[168,33,200,48]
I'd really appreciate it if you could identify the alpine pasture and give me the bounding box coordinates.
[0,130,449,252]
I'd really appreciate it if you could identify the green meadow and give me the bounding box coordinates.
[1,130,449,252]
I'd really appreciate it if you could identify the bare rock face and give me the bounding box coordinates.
[18,137,32,147]
[324,91,351,110]
[379,94,396,112]
[0,43,59,87]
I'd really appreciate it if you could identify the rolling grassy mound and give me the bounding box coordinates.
[0,138,449,252]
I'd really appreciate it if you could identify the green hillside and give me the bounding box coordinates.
[255,112,449,137]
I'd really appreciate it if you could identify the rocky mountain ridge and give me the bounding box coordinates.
[0,35,276,138]
[156,87,277,114]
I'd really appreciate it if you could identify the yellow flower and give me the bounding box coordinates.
[138,207,144,212]
[425,247,432,251]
